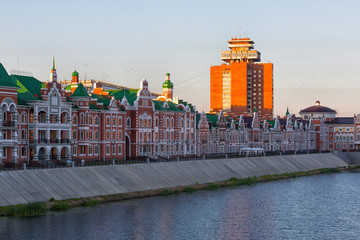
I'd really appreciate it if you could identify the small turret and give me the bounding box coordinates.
[162,73,173,100]
[50,57,57,83]
[72,69,79,83]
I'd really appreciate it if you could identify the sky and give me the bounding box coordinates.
[1,0,360,116]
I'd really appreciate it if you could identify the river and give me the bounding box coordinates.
[0,172,359,240]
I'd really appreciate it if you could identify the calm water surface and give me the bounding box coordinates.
[0,172,360,240]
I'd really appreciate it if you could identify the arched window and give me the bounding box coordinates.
[127,118,131,129]
[72,115,77,124]
[89,116,93,125]
[155,118,159,127]
[21,114,27,123]
[85,112,89,124]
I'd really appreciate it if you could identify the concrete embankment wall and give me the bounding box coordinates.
[335,151,360,165]
[0,153,348,207]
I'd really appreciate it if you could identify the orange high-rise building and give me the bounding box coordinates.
[210,37,273,118]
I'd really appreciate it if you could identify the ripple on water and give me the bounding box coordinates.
[0,173,360,240]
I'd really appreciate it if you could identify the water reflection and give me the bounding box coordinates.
[1,173,360,240]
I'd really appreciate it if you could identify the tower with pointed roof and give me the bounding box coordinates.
[71,69,79,93]
[162,73,173,100]
[50,57,57,83]
[72,69,79,84]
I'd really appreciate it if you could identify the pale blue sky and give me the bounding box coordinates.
[1,0,360,116]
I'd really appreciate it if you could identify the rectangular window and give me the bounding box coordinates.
[106,131,110,140]
[95,131,98,139]
[72,146,77,155]
[118,117,122,126]
[21,147,26,157]
[21,130,27,140]
[106,145,110,155]
[89,145,93,155]
[106,117,110,126]
[72,131,77,140]
[80,146,86,155]
[118,131,122,140]
[80,130,84,140]
[112,131,116,140]
[94,145,99,155]
[112,145,116,154]
[118,145,122,155]
[89,131,93,140]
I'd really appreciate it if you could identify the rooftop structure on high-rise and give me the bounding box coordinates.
[210,37,273,118]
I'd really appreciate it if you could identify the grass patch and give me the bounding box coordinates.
[161,190,172,196]
[320,168,341,174]
[51,201,69,211]
[0,202,46,217]
[83,200,100,206]
[350,165,360,169]
[206,184,219,190]
[228,176,258,186]
[184,187,196,193]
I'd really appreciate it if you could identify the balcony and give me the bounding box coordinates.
[1,138,17,145]
[221,50,261,62]
[30,138,71,144]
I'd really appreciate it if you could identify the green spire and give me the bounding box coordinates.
[286,107,289,116]
[52,57,56,71]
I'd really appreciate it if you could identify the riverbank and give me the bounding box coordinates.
[0,153,349,215]
[0,166,347,217]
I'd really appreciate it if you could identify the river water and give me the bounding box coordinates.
[0,172,360,240]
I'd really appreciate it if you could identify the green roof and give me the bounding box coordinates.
[10,75,45,100]
[17,91,37,105]
[71,83,90,97]
[178,99,195,112]
[206,114,218,128]
[91,94,110,110]
[72,70,79,77]
[10,74,45,105]
[0,64,19,88]
[107,89,139,105]
[89,103,101,110]
[162,80,173,89]
[152,100,184,112]
[64,84,77,91]
[196,114,201,129]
